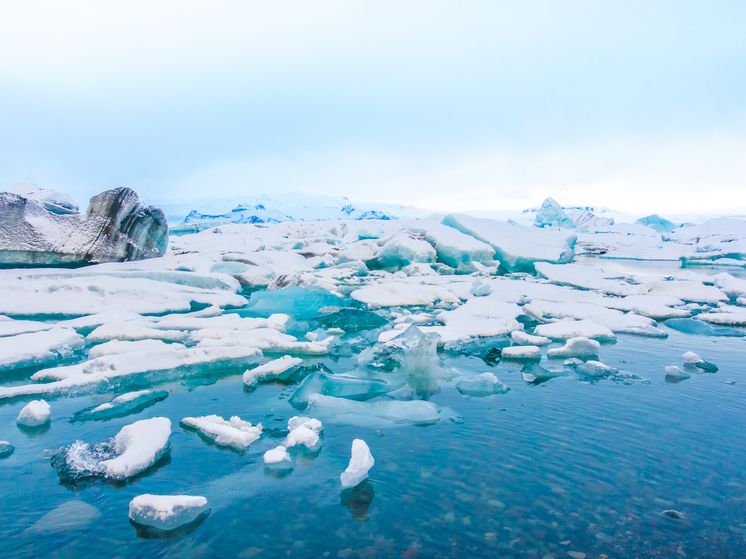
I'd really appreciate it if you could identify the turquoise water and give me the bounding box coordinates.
[1,324,745,558]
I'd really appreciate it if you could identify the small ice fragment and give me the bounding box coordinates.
[470,278,491,297]
[263,445,293,467]
[128,494,209,532]
[340,439,375,489]
[665,366,690,381]
[242,356,304,386]
[564,358,618,377]
[284,417,323,449]
[455,372,510,397]
[0,440,15,459]
[510,331,551,346]
[521,362,564,384]
[547,337,600,359]
[180,415,262,450]
[99,417,172,479]
[683,351,704,364]
[502,346,541,360]
[17,400,51,427]
[70,390,169,422]
[661,509,685,520]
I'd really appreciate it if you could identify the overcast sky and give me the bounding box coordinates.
[1,1,744,214]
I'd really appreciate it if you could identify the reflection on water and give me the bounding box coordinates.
[0,330,745,558]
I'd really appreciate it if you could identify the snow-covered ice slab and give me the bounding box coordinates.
[195,328,329,354]
[71,390,169,422]
[88,340,186,359]
[340,439,375,489]
[307,394,440,426]
[0,328,84,370]
[0,345,262,400]
[243,355,304,385]
[17,400,51,427]
[410,218,497,273]
[180,415,262,450]
[100,417,172,479]
[442,213,576,272]
[511,331,550,346]
[0,317,55,337]
[502,346,541,360]
[534,320,616,342]
[129,495,209,532]
[87,322,189,343]
[421,298,523,344]
[351,281,459,307]
[455,372,510,396]
[0,273,246,316]
[547,337,601,358]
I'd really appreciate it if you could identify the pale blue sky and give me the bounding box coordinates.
[1,1,744,214]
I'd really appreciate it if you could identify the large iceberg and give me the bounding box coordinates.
[534,198,577,229]
[0,187,168,266]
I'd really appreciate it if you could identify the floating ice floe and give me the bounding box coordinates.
[307,394,440,426]
[682,351,718,373]
[129,495,210,532]
[455,372,510,397]
[263,445,293,468]
[289,372,393,409]
[284,417,323,449]
[99,417,172,479]
[70,390,169,422]
[340,439,375,489]
[17,400,51,427]
[88,322,188,343]
[242,355,304,386]
[547,337,601,359]
[0,441,14,458]
[88,340,186,359]
[511,331,551,346]
[195,328,330,355]
[663,318,745,337]
[0,328,85,370]
[0,345,262,400]
[502,345,541,360]
[521,363,565,384]
[421,298,523,344]
[181,415,262,450]
[564,358,618,377]
[665,366,690,382]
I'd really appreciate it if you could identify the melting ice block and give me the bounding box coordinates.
[245,286,348,318]
[100,417,172,479]
[564,358,618,377]
[442,213,576,272]
[534,198,576,229]
[307,394,440,426]
[263,445,293,468]
[289,372,393,409]
[70,390,169,422]
[521,363,564,384]
[180,415,262,450]
[682,351,718,373]
[547,337,600,359]
[17,400,51,427]
[0,441,15,459]
[376,231,436,270]
[284,417,323,449]
[340,439,375,489]
[455,373,510,397]
[665,366,690,381]
[511,331,551,346]
[243,355,303,386]
[129,495,209,532]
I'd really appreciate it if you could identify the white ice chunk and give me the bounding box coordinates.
[0,318,54,337]
[243,355,303,386]
[421,298,523,344]
[376,231,436,270]
[180,415,262,450]
[502,346,541,360]
[128,494,209,531]
[100,417,172,479]
[410,218,497,273]
[683,351,704,365]
[263,445,293,465]
[534,320,616,342]
[340,439,375,489]
[665,366,690,380]
[284,417,323,449]
[638,280,727,304]
[0,328,84,370]
[547,337,601,358]
[195,328,328,355]
[455,372,510,396]
[564,358,618,376]
[511,331,551,346]
[17,399,51,427]
[351,281,459,307]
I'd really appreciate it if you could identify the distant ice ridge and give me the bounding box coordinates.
[159,191,434,231]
